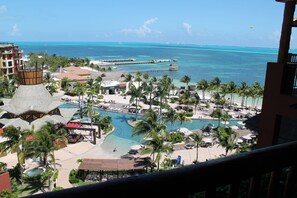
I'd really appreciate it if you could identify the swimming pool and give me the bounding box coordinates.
[61,103,242,155]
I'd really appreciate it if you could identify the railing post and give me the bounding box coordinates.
[278,1,296,64]
[248,175,261,198]
[205,188,216,198]
[267,170,282,198]
[282,166,297,198]
[229,182,240,198]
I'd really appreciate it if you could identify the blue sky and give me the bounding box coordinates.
[0,0,294,48]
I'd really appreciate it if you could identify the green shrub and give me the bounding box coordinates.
[168,132,184,144]
[185,112,193,117]
[69,169,79,184]
[53,186,64,191]
[210,109,222,118]
[0,190,18,198]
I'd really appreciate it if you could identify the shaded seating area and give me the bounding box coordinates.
[66,122,82,128]
[67,132,84,143]
[78,158,153,182]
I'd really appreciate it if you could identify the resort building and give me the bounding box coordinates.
[53,66,127,94]
[53,66,92,86]
[0,69,77,131]
[101,80,127,95]
[0,43,24,79]
[257,0,297,147]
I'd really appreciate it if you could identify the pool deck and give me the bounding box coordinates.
[0,91,256,192]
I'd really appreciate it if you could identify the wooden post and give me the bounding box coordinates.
[278,1,296,64]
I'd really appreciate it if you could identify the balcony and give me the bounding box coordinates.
[27,141,297,198]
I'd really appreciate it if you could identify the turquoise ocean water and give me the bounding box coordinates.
[17,42,280,86]
[18,42,280,155]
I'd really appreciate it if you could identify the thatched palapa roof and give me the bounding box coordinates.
[1,84,62,115]
[0,84,78,131]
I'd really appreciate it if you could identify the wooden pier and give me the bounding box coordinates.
[130,68,170,73]
[98,58,172,66]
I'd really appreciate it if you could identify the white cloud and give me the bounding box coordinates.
[0,5,7,13]
[183,22,192,35]
[9,24,21,36]
[121,17,161,38]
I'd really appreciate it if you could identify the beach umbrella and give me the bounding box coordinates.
[230,125,239,130]
[202,137,213,143]
[242,134,252,140]
[221,121,229,125]
[237,121,244,125]
[130,144,142,150]
[178,127,193,136]
[236,138,244,144]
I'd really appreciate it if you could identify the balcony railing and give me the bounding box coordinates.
[27,141,297,198]
[287,53,297,63]
[281,63,297,94]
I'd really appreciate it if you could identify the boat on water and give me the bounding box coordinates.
[169,63,178,71]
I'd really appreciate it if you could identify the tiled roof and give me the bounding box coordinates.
[78,158,150,171]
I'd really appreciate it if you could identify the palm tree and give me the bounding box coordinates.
[196,79,209,101]
[142,73,150,82]
[73,81,87,118]
[132,109,166,138]
[141,131,173,171]
[61,77,71,93]
[94,76,103,95]
[180,75,191,90]
[156,75,173,120]
[237,82,248,107]
[221,112,231,126]
[141,81,154,109]
[29,130,54,166]
[123,73,134,90]
[27,122,67,166]
[251,82,263,110]
[210,77,221,93]
[179,89,192,108]
[244,86,252,107]
[212,126,237,156]
[219,83,228,106]
[134,72,143,88]
[191,95,200,114]
[226,81,237,106]
[255,86,263,112]
[189,133,202,163]
[127,84,143,120]
[0,77,16,97]
[85,78,101,124]
[176,111,191,128]
[165,108,177,132]
[210,108,223,127]
[0,126,32,184]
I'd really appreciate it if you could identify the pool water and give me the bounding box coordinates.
[24,167,45,177]
[61,103,242,155]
